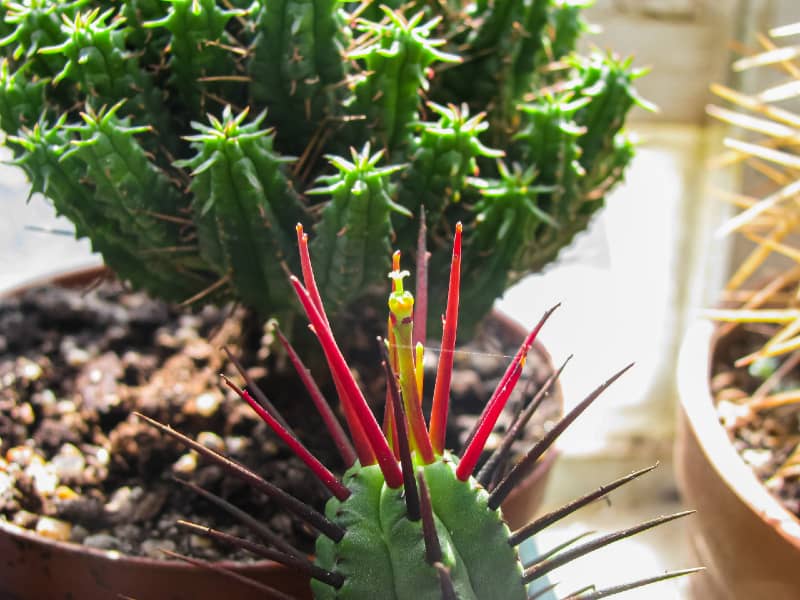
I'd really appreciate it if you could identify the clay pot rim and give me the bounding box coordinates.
[0,517,288,574]
[678,320,800,549]
[0,264,560,571]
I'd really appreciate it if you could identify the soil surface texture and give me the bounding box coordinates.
[0,277,559,561]
[712,325,800,518]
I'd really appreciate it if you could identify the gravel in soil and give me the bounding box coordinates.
[712,325,800,517]
[0,277,559,561]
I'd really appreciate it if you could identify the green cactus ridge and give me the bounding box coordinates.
[0,0,648,329]
[313,459,526,600]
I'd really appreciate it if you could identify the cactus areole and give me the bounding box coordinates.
[0,0,650,333]
[140,224,700,599]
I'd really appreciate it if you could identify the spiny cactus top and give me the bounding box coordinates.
[140,225,699,599]
[0,0,650,332]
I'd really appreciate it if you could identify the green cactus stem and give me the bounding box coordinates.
[308,144,409,312]
[348,8,460,155]
[144,0,243,115]
[249,0,348,153]
[177,105,305,313]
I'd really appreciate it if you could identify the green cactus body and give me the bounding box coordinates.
[145,0,242,115]
[312,459,526,600]
[0,60,45,135]
[178,107,305,313]
[115,0,169,61]
[59,104,192,280]
[394,103,503,248]
[497,0,550,125]
[571,55,647,193]
[10,115,197,298]
[348,10,460,155]
[547,1,591,68]
[249,0,347,153]
[39,8,174,149]
[309,145,408,311]
[1,0,648,337]
[0,0,87,76]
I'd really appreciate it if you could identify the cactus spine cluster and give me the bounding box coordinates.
[0,0,648,328]
[141,228,699,599]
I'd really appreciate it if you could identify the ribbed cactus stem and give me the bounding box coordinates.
[349,8,460,154]
[0,60,45,136]
[0,0,85,79]
[309,144,409,311]
[39,8,173,146]
[394,103,503,251]
[145,0,243,115]
[179,106,304,313]
[249,0,347,152]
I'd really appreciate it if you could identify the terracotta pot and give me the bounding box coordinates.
[675,321,800,600]
[0,266,562,600]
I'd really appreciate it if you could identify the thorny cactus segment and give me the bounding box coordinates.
[348,8,460,154]
[142,226,701,599]
[393,103,504,252]
[312,461,526,600]
[249,0,347,153]
[9,112,202,300]
[308,144,408,312]
[1,0,647,330]
[144,0,243,116]
[39,8,172,140]
[177,106,304,313]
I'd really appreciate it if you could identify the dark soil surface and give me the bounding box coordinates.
[712,325,800,517]
[0,276,559,561]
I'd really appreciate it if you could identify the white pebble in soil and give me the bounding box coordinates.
[196,431,225,453]
[51,443,86,481]
[193,392,221,417]
[141,538,176,559]
[27,462,59,495]
[35,516,71,542]
[84,533,122,551]
[172,452,198,475]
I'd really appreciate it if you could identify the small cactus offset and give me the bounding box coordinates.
[140,229,700,599]
[0,0,650,329]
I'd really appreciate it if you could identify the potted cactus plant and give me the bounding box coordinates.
[0,0,650,597]
[129,226,697,599]
[675,20,800,600]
